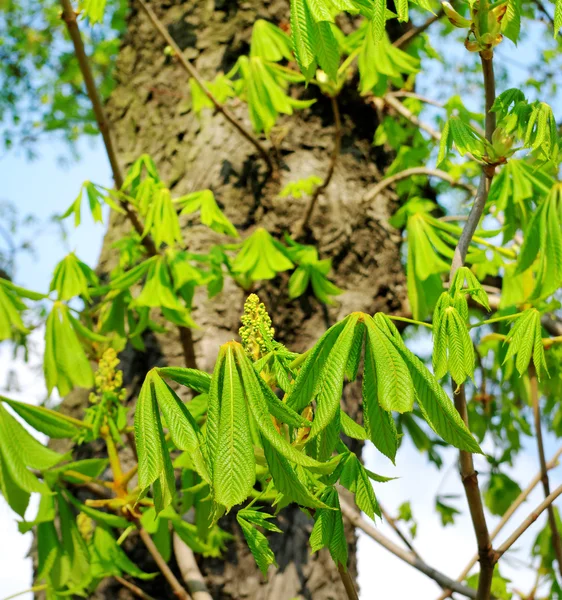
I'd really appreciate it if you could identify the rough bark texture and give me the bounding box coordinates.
[51,1,408,598]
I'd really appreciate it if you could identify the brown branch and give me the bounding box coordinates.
[115,575,157,600]
[293,95,342,239]
[134,0,274,174]
[137,525,191,600]
[393,8,445,49]
[339,496,477,599]
[58,0,156,256]
[382,94,442,141]
[448,52,497,600]
[495,484,562,559]
[173,533,213,600]
[364,166,474,203]
[530,363,562,577]
[337,564,360,600]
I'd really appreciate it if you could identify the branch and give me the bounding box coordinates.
[379,503,420,557]
[58,0,156,256]
[339,496,477,599]
[530,363,562,577]
[137,525,191,600]
[173,532,213,600]
[382,94,442,141]
[134,0,274,174]
[364,166,474,203]
[393,8,445,49]
[495,484,562,559]
[293,95,342,239]
[448,52,497,600]
[114,576,157,600]
[338,564,360,600]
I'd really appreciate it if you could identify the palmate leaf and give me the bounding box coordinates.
[176,189,238,238]
[432,293,475,385]
[235,344,335,473]
[233,227,294,280]
[0,403,64,510]
[262,437,329,509]
[0,281,30,341]
[250,20,293,62]
[237,509,281,576]
[57,492,91,588]
[503,308,548,378]
[90,525,156,580]
[142,186,183,248]
[50,252,98,301]
[372,314,481,454]
[44,302,95,396]
[339,452,381,519]
[310,486,348,568]
[515,183,562,299]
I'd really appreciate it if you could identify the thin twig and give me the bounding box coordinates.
[530,363,562,577]
[393,8,445,49]
[293,95,342,239]
[135,0,274,174]
[448,52,497,600]
[115,575,157,600]
[339,496,477,598]
[387,91,445,108]
[495,484,562,559]
[173,532,213,600]
[380,503,420,557]
[364,166,474,204]
[137,525,191,600]
[58,0,156,256]
[337,564,360,600]
[382,94,442,141]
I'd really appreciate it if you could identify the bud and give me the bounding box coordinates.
[442,2,472,28]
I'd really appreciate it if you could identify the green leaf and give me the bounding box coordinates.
[44,302,95,396]
[250,19,294,62]
[339,453,381,519]
[503,308,548,378]
[236,344,336,473]
[308,315,359,441]
[485,473,522,516]
[262,436,329,509]
[176,189,238,238]
[212,346,255,510]
[134,372,176,514]
[340,411,368,440]
[90,525,156,580]
[374,315,482,453]
[157,367,211,393]
[233,227,294,280]
[502,0,521,43]
[362,334,399,463]
[365,318,414,413]
[310,486,348,568]
[237,513,278,576]
[50,252,98,301]
[0,396,85,439]
[57,493,91,586]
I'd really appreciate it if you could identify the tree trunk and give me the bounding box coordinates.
[51,1,407,598]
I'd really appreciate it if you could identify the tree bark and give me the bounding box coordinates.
[51,1,408,598]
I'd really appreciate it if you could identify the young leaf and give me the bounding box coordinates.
[176,189,238,238]
[237,512,279,576]
[212,346,255,510]
[50,252,98,301]
[157,367,211,394]
[339,452,381,520]
[503,308,548,378]
[233,228,294,280]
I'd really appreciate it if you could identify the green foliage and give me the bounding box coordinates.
[233,228,294,280]
[503,308,548,378]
